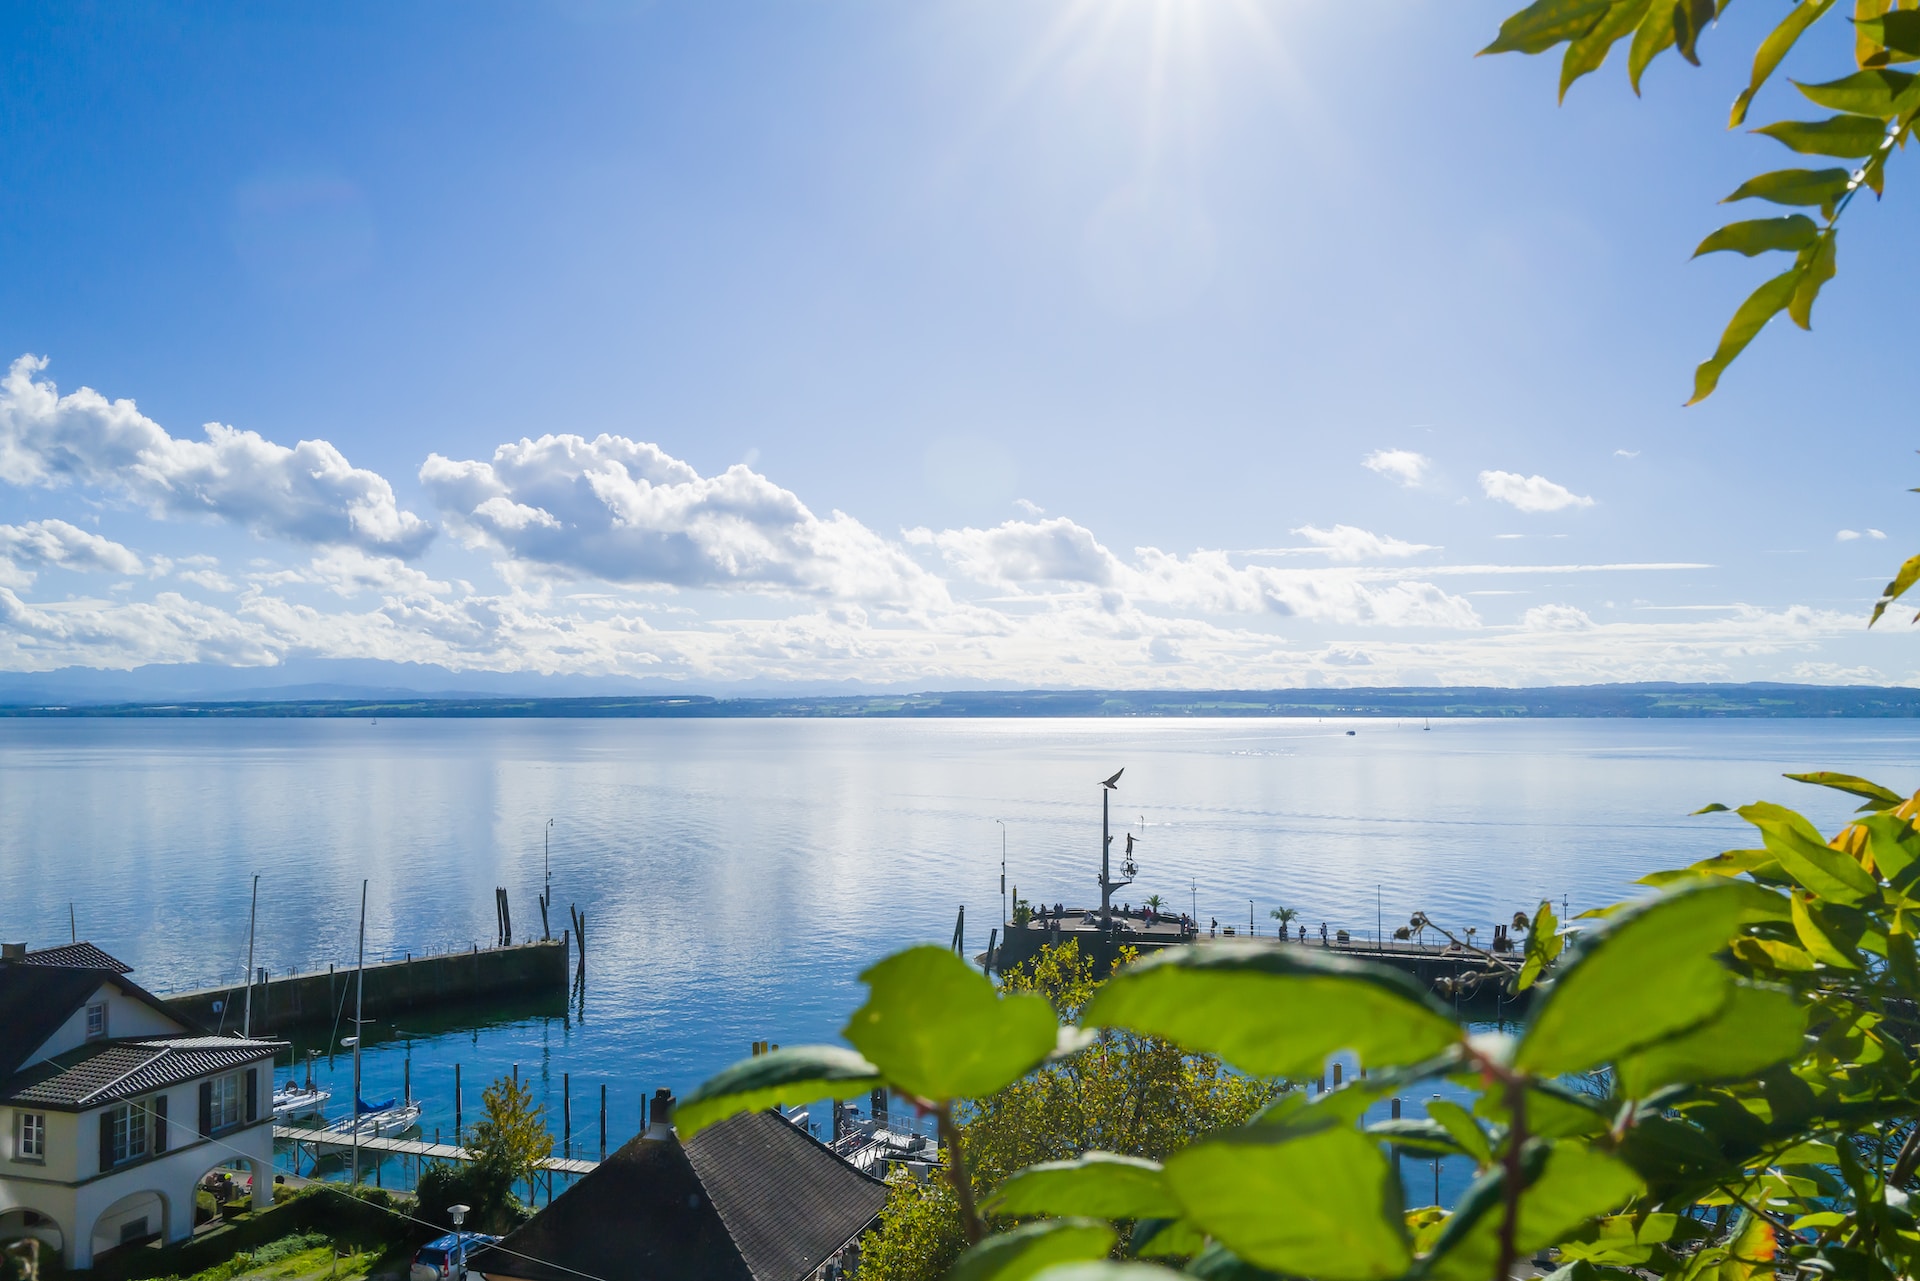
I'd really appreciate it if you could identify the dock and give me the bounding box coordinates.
[992,912,1525,1004]
[167,939,571,1035]
[274,1124,598,1200]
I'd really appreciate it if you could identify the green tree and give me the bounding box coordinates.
[458,1074,552,1231]
[853,941,1280,1281]
[1142,895,1165,913]
[1270,906,1299,938]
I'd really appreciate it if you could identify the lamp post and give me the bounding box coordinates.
[544,818,555,903]
[449,1205,471,1281]
[1097,770,1128,924]
[1248,899,1254,937]
[995,819,1007,931]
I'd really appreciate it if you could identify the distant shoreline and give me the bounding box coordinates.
[5,683,1920,718]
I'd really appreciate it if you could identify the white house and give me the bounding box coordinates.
[0,941,286,1269]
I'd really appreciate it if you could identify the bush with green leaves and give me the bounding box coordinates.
[677,770,1920,1281]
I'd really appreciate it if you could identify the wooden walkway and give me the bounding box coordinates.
[274,1125,599,1177]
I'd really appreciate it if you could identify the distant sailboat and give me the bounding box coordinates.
[1423,719,1431,731]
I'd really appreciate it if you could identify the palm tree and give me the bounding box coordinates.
[1270,906,1299,939]
[1143,894,1165,912]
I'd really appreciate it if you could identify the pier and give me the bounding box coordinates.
[992,911,1525,1004]
[273,1125,596,1201]
[166,939,571,1034]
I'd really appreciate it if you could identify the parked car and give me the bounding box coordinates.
[411,1232,499,1281]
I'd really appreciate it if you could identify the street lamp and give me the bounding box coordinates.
[1248,899,1254,937]
[544,818,555,903]
[995,819,1007,931]
[449,1205,471,1281]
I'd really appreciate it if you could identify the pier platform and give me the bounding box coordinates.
[273,1124,598,1176]
[168,939,571,1035]
[992,912,1524,1004]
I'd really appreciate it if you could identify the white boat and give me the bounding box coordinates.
[272,1080,333,1121]
[313,1097,422,1151]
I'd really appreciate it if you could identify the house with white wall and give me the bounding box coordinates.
[0,941,286,1269]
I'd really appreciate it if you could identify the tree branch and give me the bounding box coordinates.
[935,1104,984,1245]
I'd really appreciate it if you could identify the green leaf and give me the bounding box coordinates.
[1784,771,1905,809]
[1739,801,1880,904]
[844,945,1059,1101]
[1687,265,1800,404]
[1185,1246,1289,1281]
[1788,232,1837,328]
[1857,812,1920,879]
[1629,0,1678,92]
[1790,892,1861,966]
[1131,1218,1209,1261]
[1795,68,1916,115]
[1563,0,1654,99]
[1164,1122,1412,1281]
[1757,115,1890,157]
[1426,1099,1495,1166]
[1732,0,1840,125]
[1691,800,1735,813]
[1482,0,1616,54]
[1515,880,1788,1075]
[1366,1119,1475,1158]
[987,1153,1178,1221]
[1518,899,1564,991]
[1473,1080,1614,1140]
[1555,1214,1689,1266]
[1869,551,1920,625]
[949,1221,1118,1281]
[1078,945,1463,1078]
[1424,1142,1646,1281]
[1722,167,1853,210]
[1614,981,1806,1095]
[674,1045,881,1137]
[1028,1265,1187,1281]
[1859,10,1920,57]
[1673,0,1716,65]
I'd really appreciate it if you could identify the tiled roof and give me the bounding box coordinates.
[0,966,106,1079]
[20,942,133,973]
[3,1036,285,1110]
[471,1110,888,1281]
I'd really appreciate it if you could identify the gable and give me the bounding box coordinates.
[0,969,192,1078]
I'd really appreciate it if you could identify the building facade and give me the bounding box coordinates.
[0,942,285,1269]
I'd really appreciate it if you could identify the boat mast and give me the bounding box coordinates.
[352,878,366,1187]
[243,874,259,1039]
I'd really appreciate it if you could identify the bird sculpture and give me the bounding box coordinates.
[1100,768,1124,789]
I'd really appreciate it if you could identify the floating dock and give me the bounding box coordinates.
[274,1124,596,1201]
[167,939,571,1034]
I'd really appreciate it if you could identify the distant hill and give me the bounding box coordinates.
[5,683,1920,718]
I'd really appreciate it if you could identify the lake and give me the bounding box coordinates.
[2,716,1912,1195]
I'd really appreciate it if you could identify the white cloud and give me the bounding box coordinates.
[0,519,145,580]
[1290,524,1435,561]
[420,433,942,605]
[1837,529,1888,542]
[1615,449,1639,459]
[1014,498,1045,517]
[0,356,433,557]
[1362,449,1430,487]
[1478,470,1595,513]
[915,517,1120,587]
[1521,603,1594,632]
[252,547,452,599]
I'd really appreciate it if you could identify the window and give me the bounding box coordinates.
[85,1002,107,1040]
[15,1112,45,1161]
[208,1072,242,1131]
[108,1102,148,1165]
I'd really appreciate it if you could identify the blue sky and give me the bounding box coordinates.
[0,0,1914,689]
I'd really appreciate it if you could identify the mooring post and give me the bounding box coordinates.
[599,1083,607,1160]
[404,1057,410,1105]
[454,1064,462,1143]
[563,1073,571,1157]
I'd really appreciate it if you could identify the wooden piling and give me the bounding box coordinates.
[563,1073,571,1157]
[454,1064,462,1142]
[599,1083,606,1160]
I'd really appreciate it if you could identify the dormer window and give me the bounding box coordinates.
[85,1002,107,1040]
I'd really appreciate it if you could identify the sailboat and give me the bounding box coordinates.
[273,1051,332,1121]
[310,882,420,1166]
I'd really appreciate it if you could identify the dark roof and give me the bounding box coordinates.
[2,1036,285,1110]
[20,942,134,973]
[472,1111,889,1281]
[0,959,205,1081]
[0,965,109,1079]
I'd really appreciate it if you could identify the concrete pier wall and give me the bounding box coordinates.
[164,939,570,1034]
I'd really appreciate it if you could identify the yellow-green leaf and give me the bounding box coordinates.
[949,1220,1117,1281]
[1795,68,1916,115]
[675,1045,881,1137]
[1674,0,1716,65]
[1791,892,1861,966]
[1754,115,1891,155]
[1614,980,1807,1094]
[1788,232,1837,328]
[1687,267,1799,403]
[1563,0,1655,98]
[844,945,1059,1102]
[1630,0,1679,91]
[1870,551,1920,626]
[1483,0,1616,54]
[1740,800,1880,903]
[1859,10,1920,58]
[1722,167,1853,211]
[1692,215,1819,256]
[1731,0,1839,126]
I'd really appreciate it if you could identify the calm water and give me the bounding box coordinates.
[3,717,1915,1194]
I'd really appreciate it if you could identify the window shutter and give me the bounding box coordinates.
[153,1094,169,1153]
[245,1068,258,1124]
[199,1080,213,1136]
[99,1111,114,1172]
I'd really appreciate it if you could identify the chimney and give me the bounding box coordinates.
[643,1089,675,1140]
[1,943,24,961]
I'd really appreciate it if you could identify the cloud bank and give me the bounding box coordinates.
[1478,470,1594,513]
